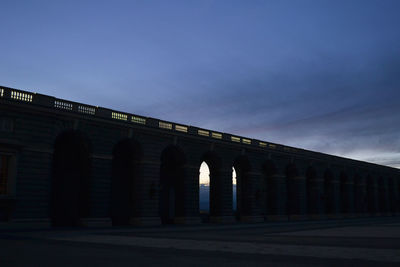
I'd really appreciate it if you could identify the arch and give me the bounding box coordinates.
[232,166,237,213]
[51,130,91,226]
[286,163,298,216]
[200,151,222,218]
[354,174,366,215]
[199,161,210,222]
[388,177,396,214]
[324,169,335,215]
[339,171,350,215]
[159,145,186,224]
[366,175,377,215]
[111,138,142,226]
[306,166,318,216]
[378,176,389,214]
[233,156,251,220]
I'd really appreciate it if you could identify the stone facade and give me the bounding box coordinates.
[0,86,399,226]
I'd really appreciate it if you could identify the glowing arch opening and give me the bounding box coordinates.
[232,166,237,211]
[199,161,210,213]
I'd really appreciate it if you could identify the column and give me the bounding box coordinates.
[174,164,201,224]
[266,172,288,221]
[209,166,235,223]
[288,174,307,220]
[239,171,264,223]
[130,159,161,226]
[308,173,325,220]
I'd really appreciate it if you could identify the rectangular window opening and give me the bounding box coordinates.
[54,100,73,110]
[242,138,251,144]
[231,136,241,142]
[132,116,146,125]
[259,142,267,148]
[11,91,33,102]
[198,130,209,137]
[159,121,172,130]
[112,112,127,121]
[78,105,96,115]
[0,88,4,97]
[211,132,222,139]
[175,125,188,133]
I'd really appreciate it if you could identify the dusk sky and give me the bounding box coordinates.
[1,1,400,168]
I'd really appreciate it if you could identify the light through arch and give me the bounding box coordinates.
[232,166,237,211]
[199,161,210,213]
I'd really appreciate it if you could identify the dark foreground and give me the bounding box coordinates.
[1,217,400,267]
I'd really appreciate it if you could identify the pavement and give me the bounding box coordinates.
[1,217,400,266]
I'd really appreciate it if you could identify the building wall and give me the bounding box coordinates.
[0,87,399,225]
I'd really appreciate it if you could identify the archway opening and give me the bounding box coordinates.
[51,130,91,227]
[286,163,298,216]
[232,166,237,216]
[340,172,348,214]
[324,170,333,215]
[111,138,142,226]
[160,146,185,224]
[378,177,387,214]
[366,175,375,214]
[199,161,210,222]
[306,167,316,215]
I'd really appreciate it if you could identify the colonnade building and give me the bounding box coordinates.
[0,86,399,226]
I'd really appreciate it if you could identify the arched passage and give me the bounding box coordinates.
[354,174,366,216]
[286,163,298,217]
[199,161,210,222]
[233,156,251,221]
[51,130,91,226]
[366,175,378,215]
[379,177,389,215]
[306,167,319,217]
[232,166,237,214]
[388,177,398,215]
[111,138,142,226]
[324,170,336,216]
[340,172,350,215]
[159,145,186,224]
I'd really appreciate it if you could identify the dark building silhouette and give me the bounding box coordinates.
[0,85,399,226]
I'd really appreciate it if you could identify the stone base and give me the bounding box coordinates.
[239,215,264,223]
[288,214,308,221]
[1,218,51,229]
[174,217,201,224]
[266,215,288,221]
[342,213,356,219]
[130,217,161,226]
[327,214,341,219]
[308,214,327,220]
[81,218,112,227]
[209,216,235,224]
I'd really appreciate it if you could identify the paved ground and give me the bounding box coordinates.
[1,217,400,266]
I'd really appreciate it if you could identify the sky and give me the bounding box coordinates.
[1,0,400,168]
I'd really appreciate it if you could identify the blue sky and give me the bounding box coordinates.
[1,0,400,167]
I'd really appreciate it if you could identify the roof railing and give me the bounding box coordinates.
[1,85,398,172]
